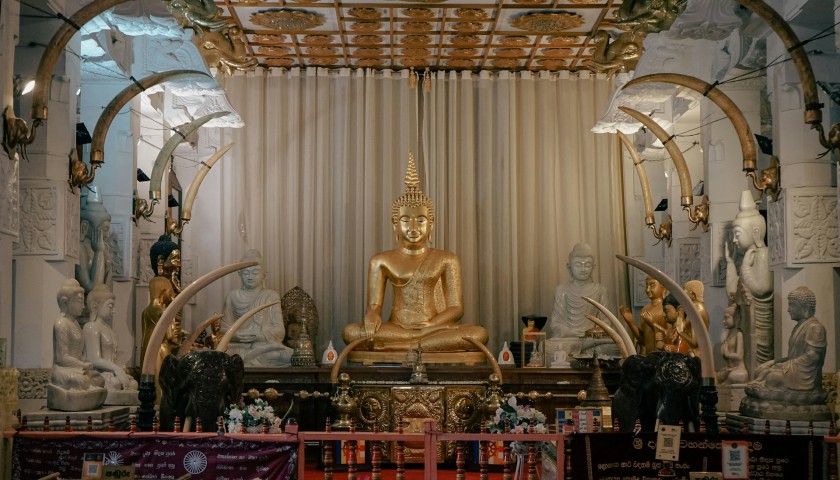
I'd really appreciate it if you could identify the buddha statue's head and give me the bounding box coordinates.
[239,249,266,291]
[723,303,739,329]
[644,276,666,302]
[148,276,175,305]
[662,293,681,325]
[150,235,179,276]
[684,280,704,303]
[787,286,816,321]
[81,187,112,238]
[731,190,765,252]
[567,243,595,282]
[57,278,85,317]
[87,284,115,322]
[392,153,435,249]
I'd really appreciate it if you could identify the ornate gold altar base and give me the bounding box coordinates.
[347,351,486,366]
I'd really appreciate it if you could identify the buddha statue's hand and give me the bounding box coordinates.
[619,306,633,324]
[233,333,258,344]
[742,246,756,267]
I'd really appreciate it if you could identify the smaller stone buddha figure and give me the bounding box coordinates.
[221,249,292,367]
[548,243,614,356]
[741,287,830,421]
[717,303,748,385]
[342,154,488,358]
[83,284,139,405]
[76,187,113,295]
[726,190,773,366]
[48,279,107,411]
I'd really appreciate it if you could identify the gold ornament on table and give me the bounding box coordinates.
[250,9,325,30]
[341,153,489,365]
[290,320,318,367]
[510,11,584,33]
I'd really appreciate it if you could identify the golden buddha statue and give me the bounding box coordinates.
[342,154,488,364]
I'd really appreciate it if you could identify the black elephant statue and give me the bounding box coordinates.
[612,351,701,432]
[159,350,245,432]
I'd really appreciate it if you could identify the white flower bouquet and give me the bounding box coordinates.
[489,396,548,434]
[225,398,283,434]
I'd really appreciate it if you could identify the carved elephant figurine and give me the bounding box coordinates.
[159,350,245,432]
[612,351,701,432]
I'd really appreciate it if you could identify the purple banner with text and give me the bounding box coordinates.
[12,432,297,480]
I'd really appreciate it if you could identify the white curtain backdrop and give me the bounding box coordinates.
[220,67,628,356]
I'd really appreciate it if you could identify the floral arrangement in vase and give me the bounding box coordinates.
[225,398,283,433]
[489,396,548,434]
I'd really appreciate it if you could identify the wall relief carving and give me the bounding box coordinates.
[0,149,19,236]
[15,186,57,255]
[678,239,700,285]
[17,368,49,399]
[791,194,840,262]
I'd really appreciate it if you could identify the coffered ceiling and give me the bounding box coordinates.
[215,0,626,72]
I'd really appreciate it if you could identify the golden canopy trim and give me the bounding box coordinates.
[510,11,584,33]
[250,8,325,31]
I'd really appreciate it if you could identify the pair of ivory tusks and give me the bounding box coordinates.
[621,73,757,172]
[616,255,715,378]
[581,296,637,358]
[149,111,230,201]
[182,143,235,222]
[141,261,257,376]
[177,313,224,357]
[216,301,279,352]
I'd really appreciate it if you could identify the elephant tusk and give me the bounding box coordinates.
[331,338,369,384]
[91,70,211,165]
[619,106,694,208]
[141,261,257,376]
[582,296,637,356]
[149,111,229,201]
[177,313,224,358]
[181,143,234,223]
[30,0,133,124]
[623,73,757,172]
[617,131,655,227]
[733,0,822,125]
[616,255,715,378]
[464,337,504,385]
[216,301,279,353]
[584,315,630,359]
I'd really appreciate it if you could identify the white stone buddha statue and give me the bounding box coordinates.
[221,249,293,367]
[548,243,614,356]
[47,279,107,411]
[83,284,139,405]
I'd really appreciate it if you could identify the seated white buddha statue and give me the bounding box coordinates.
[548,243,616,357]
[342,154,488,361]
[83,284,139,405]
[47,279,107,411]
[740,286,831,421]
[221,249,293,367]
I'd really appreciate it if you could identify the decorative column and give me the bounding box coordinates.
[764,6,840,373]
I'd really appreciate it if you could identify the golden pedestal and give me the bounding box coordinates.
[347,351,486,366]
